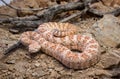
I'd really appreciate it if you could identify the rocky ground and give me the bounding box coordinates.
[0,0,120,79]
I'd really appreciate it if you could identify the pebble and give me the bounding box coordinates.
[6,59,16,64]
[35,62,40,67]
[32,72,38,76]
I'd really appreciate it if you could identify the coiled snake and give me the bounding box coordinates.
[20,22,100,69]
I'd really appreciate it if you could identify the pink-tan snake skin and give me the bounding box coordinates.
[20,22,100,69]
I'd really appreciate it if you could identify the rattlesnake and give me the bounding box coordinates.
[20,22,100,69]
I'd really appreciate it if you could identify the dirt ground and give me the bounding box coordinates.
[0,0,120,79]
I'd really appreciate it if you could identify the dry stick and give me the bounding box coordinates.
[0,0,47,11]
[0,2,84,28]
[59,8,88,22]
[87,8,120,17]
[59,12,83,22]
[11,20,42,28]
[59,0,91,23]
[37,2,84,22]
[0,15,42,24]
[0,2,84,33]
[81,0,120,17]
[87,8,104,17]
[0,0,102,24]
[107,8,120,16]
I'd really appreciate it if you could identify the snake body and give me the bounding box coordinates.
[20,22,100,69]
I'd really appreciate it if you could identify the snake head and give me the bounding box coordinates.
[28,42,41,53]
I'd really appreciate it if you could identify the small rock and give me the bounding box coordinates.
[1,70,8,73]
[54,66,64,71]
[6,59,16,64]
[32,68,49,77]
[9,28,19,34]
[34,62,40,67]
[32,72,38,76]
[8,67,15,72]
[40,54,47,59]
[49,70,60,78]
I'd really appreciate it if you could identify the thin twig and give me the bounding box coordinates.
[59,8,88,22]
[106,8,120,16]
[87,8,120,17]
[59,12,82,22]
[87,8,104,17]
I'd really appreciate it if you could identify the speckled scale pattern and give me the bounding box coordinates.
[20,22,100,69]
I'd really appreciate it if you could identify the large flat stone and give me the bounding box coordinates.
[91,14,120,47]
